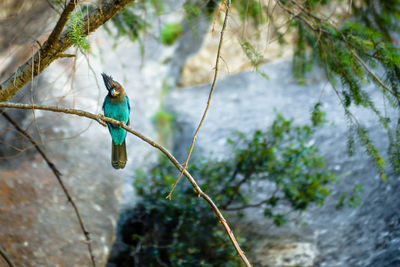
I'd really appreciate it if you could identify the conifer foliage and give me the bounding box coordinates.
[277,0,400,176]
[107,0,400,175]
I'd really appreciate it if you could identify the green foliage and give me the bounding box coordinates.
[336,184,364,209]
[240,40,269,80]
[355,125,386,180]
[183,1,202,21]
[343,109,387,180]
[153,110,174,126]
[280,0,400,178]
[150,0,164,15]
[388,118,400,174]
[113,111,335,265]
[153,80,175,146]
[67,12,90,51]
[116,113,334,265]
[153,109,175,146]
[293,23,313,84]
[232,0,264,24]
[197,111,335,220]
[160,23,183,45]
[104,4,148,42]
[115,160,244,266]
[311,102,327,127]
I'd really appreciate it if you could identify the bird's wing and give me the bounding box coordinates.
[102,96,107,111]
[126,96,131,125]
[126,96,131,113]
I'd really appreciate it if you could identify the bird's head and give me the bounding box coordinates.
[101,73,124,98]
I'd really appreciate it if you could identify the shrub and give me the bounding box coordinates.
[110,109,335,265]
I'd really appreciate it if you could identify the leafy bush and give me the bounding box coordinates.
[103,1,400,177]
[110,109,335,265]
[196,108,335,223]
[160,23,183,45]
[113,160,244,266]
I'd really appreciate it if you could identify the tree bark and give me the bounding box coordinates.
[0,0,135,102]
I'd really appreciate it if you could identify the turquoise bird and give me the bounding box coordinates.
[102,73,131,169]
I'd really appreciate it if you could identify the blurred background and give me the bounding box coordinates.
[0,1,399,266]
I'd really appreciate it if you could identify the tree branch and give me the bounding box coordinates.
[0,110,96,267]
[223,198,271,211]
[0,0,135,102]
[166,0,231,199]
[0,102,251,267]
[0,246,16,267]
[221,172,252,210]
[42,0,79,53]
[278,0,400,102]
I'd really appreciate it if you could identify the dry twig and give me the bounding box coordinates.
[166,0,231,200]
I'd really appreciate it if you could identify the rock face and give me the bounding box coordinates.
[1,2,398,267]
[0,17,170,267]
[254,241,318,267]
[166,59,400,266]
[179,6,294,87]
[0,1,196,266]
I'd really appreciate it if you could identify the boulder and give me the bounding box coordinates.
[0,25,167,266]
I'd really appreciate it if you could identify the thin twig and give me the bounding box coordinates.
[223,198,271,211]
[212,0,226,35]
[0,110,96,267]
[279,0,400,103]
[350,48,399,100]
[275,1,317,31]
[166,0,231,200]
[221,172,252,209]
[0,102,251,267]
[0,246,16,267]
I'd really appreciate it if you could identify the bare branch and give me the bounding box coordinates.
[166,0,231,199]
[0,110,96,267]
[0,102,251,267]
[58,53,76,58]
[221,172,252,210]
[0,0,135,102]
[0,246,16,267]
[223,198,271,211]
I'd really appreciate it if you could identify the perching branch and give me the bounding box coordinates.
[0,110,96,267]
[0,102,251,267]
[0,246,16,267]
[166,0,231,199]
[0,0,135,102]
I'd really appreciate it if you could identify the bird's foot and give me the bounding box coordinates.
[96,114,107,127]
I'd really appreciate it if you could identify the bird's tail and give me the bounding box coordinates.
[112,140,127,169]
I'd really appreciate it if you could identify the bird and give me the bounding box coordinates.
[101,73,131,169]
